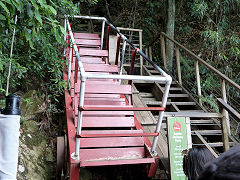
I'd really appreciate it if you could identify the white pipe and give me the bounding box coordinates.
[101,20,105,49]
[68,44,72,81]
[151,76,172,153]
[72,15,106,21]
[120,41,127,76]
[86,73,168,82]
[74,79,86,159]
[63,17,67,56]
[0,114,20,180]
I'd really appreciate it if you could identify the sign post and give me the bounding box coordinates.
[167,117,192,180]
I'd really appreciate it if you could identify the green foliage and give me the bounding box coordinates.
[191,0,208,20]
[201,95,219,113]
[0,0,79,110]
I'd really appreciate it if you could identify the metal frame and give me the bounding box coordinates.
[64,15,172,160]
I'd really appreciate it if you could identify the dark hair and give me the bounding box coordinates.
[198,144,240,180]
[183,147,215,180]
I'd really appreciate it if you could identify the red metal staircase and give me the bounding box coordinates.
[62,16,172,179]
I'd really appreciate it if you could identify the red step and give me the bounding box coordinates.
[72,57,104,64]
[80,116,135,128]
[75,84,132,94]
[79,147,145,161]
[75,39,101,46]
[80,137,144,148]
[74,33,100,40]
[79,49,108,57]
[80,158,155,167]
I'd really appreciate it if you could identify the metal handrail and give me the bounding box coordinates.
[64,16,172,160]
[71,15,169,77]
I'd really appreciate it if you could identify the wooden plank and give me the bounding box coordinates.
[79,49,108,57]
[133,80,176,84]
[195,131,218,158]
[217,98,240,121]
[175,46,182,85]
[160,35,167,70]
[193,142,235,147]
[81,117,135,127]
[164,112,222,118]
[220,81,231,151]
[145,101,196,106]
[170,87,182,91]
[80,157,155,167]
[79,147,145,161]
[139,93,154,98]
[192,130,222,135]
[168,94,189,98]
[190,120,215,124]
[74,33,100,39]
[80,137,144,148]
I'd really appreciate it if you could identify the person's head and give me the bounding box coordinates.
[198,144,240,180]
[183,147,215,180]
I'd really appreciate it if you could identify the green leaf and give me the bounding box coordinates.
[59,26,66,35]
[29,40,34,49]
[37,0,45,7]
[34,9,42,25]
[54,29,61,43]
[0,1,10,15]
[30,0,38,10]
[48,5,57,15]
[0,14,6,20]
[0,58,3,71]
[27,3,33,18]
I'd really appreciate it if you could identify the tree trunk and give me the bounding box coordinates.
[166,0,175,72]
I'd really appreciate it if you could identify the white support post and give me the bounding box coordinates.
[74,78,86,159]
[64,17,67,57]
[151,76,172,153]
[120,40,127,76]
[195,59,202,106]
[101,20,105,49]
[68,43,73,82]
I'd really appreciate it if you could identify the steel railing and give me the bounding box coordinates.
[64,15,172,160]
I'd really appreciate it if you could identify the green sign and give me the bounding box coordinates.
[167,117,190,180]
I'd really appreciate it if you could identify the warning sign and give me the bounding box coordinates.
[167,117,191,180]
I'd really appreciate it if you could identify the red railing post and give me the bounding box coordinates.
[106,26,110,50]
[115,36,121,65]
[71,44,74,63]
[128,49,137,84]
[75,47,79,83]
[105,26,110,64]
